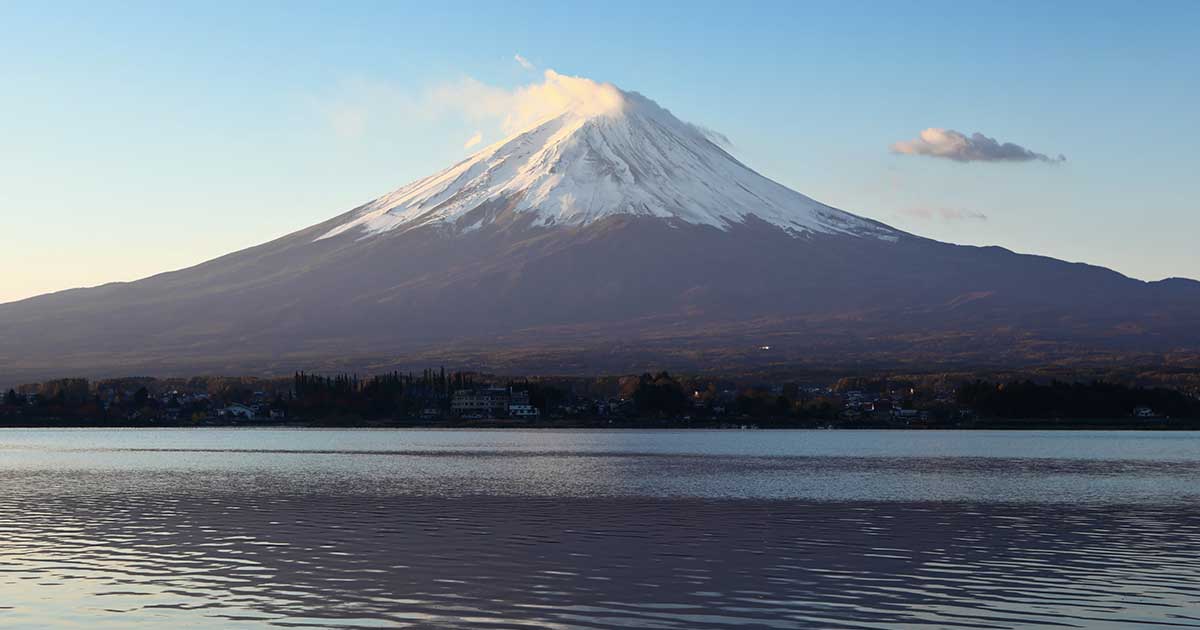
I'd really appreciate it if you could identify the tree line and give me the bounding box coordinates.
[289,369,474,420]
[957,380,1200,419]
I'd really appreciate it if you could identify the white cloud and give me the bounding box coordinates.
[898,206,989,221]
[463,130,483,149]
[514,53,534,70]
[319,69,630,144]
[426,69,627,134]
[892,128,1065,163]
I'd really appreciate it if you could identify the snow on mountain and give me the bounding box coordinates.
[318,84,897,241]
[5,74,1200,385]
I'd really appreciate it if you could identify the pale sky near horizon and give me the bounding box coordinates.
[2,1,1198,304]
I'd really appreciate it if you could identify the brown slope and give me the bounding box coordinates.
[1,213,1199,385]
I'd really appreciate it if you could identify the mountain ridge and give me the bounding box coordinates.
[2,79,1198,385]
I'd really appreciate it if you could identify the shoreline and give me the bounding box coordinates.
[1,419,1197,431]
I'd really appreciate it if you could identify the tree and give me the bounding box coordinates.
[632,372,688,416]
[3,389,18,407]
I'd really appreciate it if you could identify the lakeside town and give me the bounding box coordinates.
[4,368,1200,429]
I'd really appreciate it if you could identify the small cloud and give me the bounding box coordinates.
[463,130,483,149]
[898,206,989,221]
[328,105,368,139]
[514,54,534,70]
[891,128,1065,163]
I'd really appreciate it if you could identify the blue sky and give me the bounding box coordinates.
[2,1,1197,303]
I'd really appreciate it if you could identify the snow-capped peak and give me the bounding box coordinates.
[318,76,896,241]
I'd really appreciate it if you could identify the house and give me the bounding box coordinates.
[218,403,256,419]
[508,403,540,419]
[507,389,540,420]
[451,387,511,417]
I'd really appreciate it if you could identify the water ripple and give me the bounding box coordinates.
[2,430,1199,629]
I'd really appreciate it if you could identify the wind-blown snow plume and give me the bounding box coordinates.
[430,70,627,134]
[892,128,1065,163]
[502,70,626,132]
[322,69,627,145]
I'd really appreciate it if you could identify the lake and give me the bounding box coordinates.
[2,429,1198,629]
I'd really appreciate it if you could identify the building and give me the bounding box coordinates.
[451,388,511,417]
[891,408,923,422]
[508,403,540,419]
[218,403,256,419]
[450,387,540,419]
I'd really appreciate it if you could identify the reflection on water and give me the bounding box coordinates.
[2,430,1199,629]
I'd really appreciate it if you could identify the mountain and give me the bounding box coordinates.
[317,91,895,241]
[2,82,1199,384]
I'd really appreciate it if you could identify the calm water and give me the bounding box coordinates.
[2,430,1199,629]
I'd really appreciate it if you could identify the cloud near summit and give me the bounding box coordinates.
[892,128,1065,163]
[321,69,712,149]
[429,69,627,134]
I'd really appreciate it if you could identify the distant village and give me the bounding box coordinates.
[3,368,1199,429]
